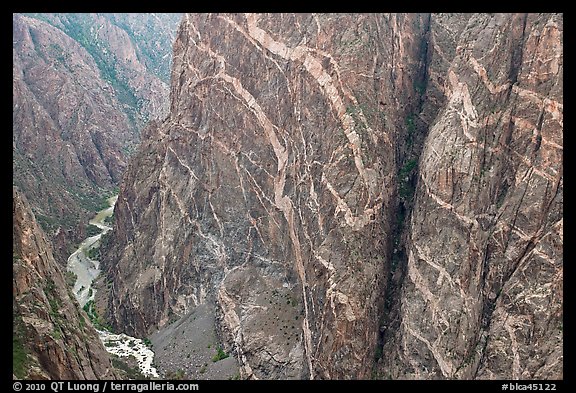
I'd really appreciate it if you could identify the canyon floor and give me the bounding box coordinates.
[150,303,239,380]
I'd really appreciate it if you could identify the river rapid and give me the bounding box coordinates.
[66,195,159,378]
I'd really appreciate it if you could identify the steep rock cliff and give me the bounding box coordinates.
[104,13,429,379]
[13,187,117,380]
[13,13,180,264]
[103,13,562,380]
[378,12,563,380]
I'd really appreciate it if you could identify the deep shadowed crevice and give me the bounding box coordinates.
[373,13,432,376]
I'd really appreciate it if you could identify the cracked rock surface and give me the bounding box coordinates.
[102,13,562,380]
[13,187,117,380]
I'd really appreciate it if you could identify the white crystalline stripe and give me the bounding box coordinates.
[446,71,479,143]
[167,146,199,180]
[315,254,356,323]
[502,315,522,380]
[324,176,379,230]
[467,56,563,127]
[446,68,560,183]
[184,22,316,379]
[228,14,383,372]
[412,243,456,289]
[406,249,450,328]
[512,85,563,127]
[215,15,294,98]
[217,72,289,175]
[469,57,512,95]
[510,116,563,151]
[217,286,258,380]
[404,322,454,378]
[419,172,476,226]
[243,14,375,198]
[185,30,289,176]
[200,15,381,233]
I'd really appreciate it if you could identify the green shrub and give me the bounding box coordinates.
[87,247,100,260]
[65,271,78,287]
[86,224,101,237]
[111,356,148,380]
[405,114,416,135]
[83,300,112,331]
[212,347,229,362]
[13,335,28,379]
[399,159,418,178]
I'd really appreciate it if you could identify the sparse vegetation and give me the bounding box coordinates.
[85,224,101,237]
[78,312,86,330]
[36,213,58,232]
[13,314,29,379]
[167,369,186,380]
[82,300,112,331]
[13,335,28,378]
[398,158,418,201]
[399,159,418,178]
[212,346,229,362]
[51,329,63,340]
[414,79,426,95]
[143,337,152,347]
[111,356,148,380]
[87,246,101,260]
[406,114,416,135]
[65,270,78,287]
[44,279,63,321]
[104,214,115,225]
[78,192,111,213]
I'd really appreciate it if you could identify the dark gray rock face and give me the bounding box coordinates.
[104,13,428,379]
[103,13,562,380]
[379,13,563,380]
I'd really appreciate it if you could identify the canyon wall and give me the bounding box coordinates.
[104,13,429,379]
[379,12,563,380]
[102,13,562,380]
[13,13,180,263]
[13,187,117,380]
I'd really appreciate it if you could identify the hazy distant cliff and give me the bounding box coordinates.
[13,13,181,264]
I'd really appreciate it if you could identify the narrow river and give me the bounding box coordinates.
[66,195,159,378]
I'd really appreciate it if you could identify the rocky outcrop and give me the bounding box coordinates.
[13,187,117,380]
[101,13,183,84]
[103,13,562,380]
[12,13,180,264]
[103,13,428,379]
[378,13,563,380]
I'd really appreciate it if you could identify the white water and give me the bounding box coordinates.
[66,195,159,378]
